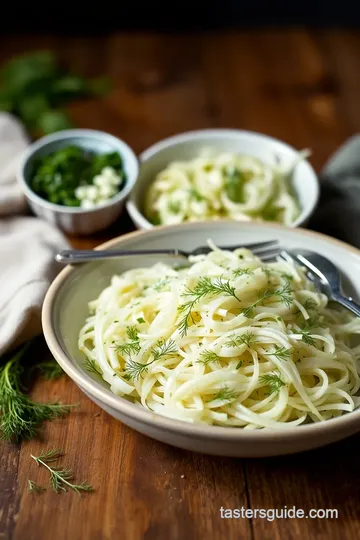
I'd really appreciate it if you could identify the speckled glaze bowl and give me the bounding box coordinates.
[42,221,360,457]
[18,129,139,236]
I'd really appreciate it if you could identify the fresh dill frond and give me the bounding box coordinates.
[177,276,241,336]
[280,273,294,281]
[259,372,285,394]
[197,350,221,366]
[37,359,64,380]
[233,268,253,278]
[209,386,240,404]
[126,325,139,342]
[83,357,102,376]
[264,345,292,361]
[242,283,293,318]
[153,277,172,292]
[226,331,255,348]
[151,338,178,362]
[31,449,94,496]
[303,299,317,312]
[125,338,178,380]
[114,325,141,356]
[28,480,46,493]
[0,347,74,442]
[124,359,151,380]
[262,267,273,278]
[296,316,326,346]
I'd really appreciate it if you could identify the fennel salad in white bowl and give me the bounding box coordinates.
[126,129,319,230]
[42,221,360,457]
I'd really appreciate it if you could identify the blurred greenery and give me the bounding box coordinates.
[0,51,111,136]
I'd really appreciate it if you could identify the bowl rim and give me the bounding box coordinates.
[42,220,360,442]
[126,127,320,230]
[17,128,140,214]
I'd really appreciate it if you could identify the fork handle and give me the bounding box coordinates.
[56,249,187,264]
[331,294,360,318]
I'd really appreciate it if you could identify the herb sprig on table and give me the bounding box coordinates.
[0,51,110,135]
[0,342,74,442]
[29,449,94,496]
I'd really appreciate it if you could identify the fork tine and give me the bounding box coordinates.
[258,247,282,261]
[279,250,298,265]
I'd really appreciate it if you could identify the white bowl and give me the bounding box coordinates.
[18,129,139,236]
[126,128,319,230]
[43,221,360,458]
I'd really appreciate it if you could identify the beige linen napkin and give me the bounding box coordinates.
[0,113,69,356]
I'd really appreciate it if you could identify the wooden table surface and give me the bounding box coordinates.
[1,29,360,540]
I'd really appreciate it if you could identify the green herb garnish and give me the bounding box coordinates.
[36,359,64,380]
[83,357,102,376]
[30,146,125,207]
[224,166,247,203]
[226,331,255,348]
[264,345,292,361]
[233,268,253,278]
[0,344,74,442]
[28,480,46,494]
[31,449,94,496]
[177,277,241,336]
[242,283,293,318]
[115,326,141,357]
[209,386,240,404]
[0,50,110,135]
[197,350,221,366]
[259,372,285,394]
[125,338,177,380]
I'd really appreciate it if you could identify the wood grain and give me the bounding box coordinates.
[1,29,360,540]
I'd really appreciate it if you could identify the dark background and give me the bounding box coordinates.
[1,1,360,33]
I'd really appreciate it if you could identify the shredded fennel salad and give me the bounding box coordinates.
[145,149,310,226]
[78,242,360,429]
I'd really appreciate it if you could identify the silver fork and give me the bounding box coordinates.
[56,240,280,264]
[281,249,360,317]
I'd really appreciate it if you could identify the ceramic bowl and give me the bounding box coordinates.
[18,129,139,236]
[42,221,360,457]
[126,128,319,230]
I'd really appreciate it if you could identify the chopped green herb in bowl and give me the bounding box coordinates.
[30,145,126,208]
[18,128,139,235]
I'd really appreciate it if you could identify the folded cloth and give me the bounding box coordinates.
[308,135,360,248]
[0,113,69,356]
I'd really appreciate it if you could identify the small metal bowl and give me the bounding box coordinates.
[18,129,139,236]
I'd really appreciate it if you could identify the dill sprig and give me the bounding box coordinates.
[151,339,178,362]
[153,277,172,292]
[209,386,240,404]
[178,277,240,336]
[233,268,253,278]
[28,480,46,493]
[226,331,255,348]
[197,350,221,366]
[264,345,292,361]
[303,299,317,312]
[83,357,102,376]
[125,338,178,380]
[259,372,285,394]
[242,283,293,318]
[297,316,326,346]
[31,449,94,496]
[280,273,294,281]
[0,346,74,442]
[37,359,64,380]
[114,326,141,356]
